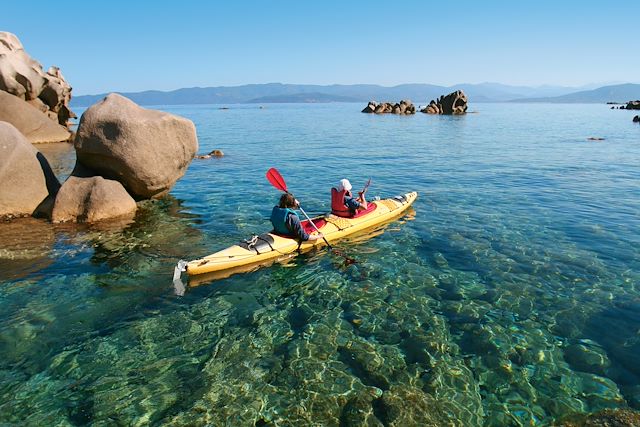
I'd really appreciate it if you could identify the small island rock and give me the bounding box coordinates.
[421,90,468,115]
[196,149,224,159]
[74,94,198,199]
[626,100,640,110]
[362,100,415,115]
[0,121,60,219]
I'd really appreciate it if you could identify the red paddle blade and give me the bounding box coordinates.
[266,168,288,192]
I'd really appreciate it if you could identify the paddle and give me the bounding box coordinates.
[266,168,358,265]
[358,178,372,199]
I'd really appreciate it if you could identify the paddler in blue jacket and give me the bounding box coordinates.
[270,193,323,242]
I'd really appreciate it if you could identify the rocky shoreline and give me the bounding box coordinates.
[0,32,198,224]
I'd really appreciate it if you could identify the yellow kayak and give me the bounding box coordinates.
[175,191,417,283]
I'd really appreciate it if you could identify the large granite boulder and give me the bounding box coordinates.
[362,100,416,115]
[74,94,198,199]
[0,121,60,219]
[626,100,640,110]
[421,90,468,115]
[0,32,74,127]
[51,175,137,223]
[0,91,71,143]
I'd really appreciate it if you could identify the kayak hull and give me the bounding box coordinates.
[185,191,417,279]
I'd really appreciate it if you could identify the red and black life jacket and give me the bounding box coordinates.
[331,187,352,217]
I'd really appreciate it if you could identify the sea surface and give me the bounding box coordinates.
[1,103,639,426]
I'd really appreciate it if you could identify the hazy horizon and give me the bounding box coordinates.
[72,80,634,98]
[2,1,639,96]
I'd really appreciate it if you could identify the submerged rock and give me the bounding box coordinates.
[378,385,449,426]
[0,217,55,280]
[563,343,611,376]
[74,93,198,199]
[559,408,640,426]
[0,121,60,219]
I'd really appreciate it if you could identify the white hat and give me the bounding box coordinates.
[337,178,352,192]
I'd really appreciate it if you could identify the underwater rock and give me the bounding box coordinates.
[563,343,611,376]
[340,390,384,426]
[378,385,450,426]
[0,217,54,280]
[558,408,640,426]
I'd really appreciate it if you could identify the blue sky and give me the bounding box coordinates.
[2,1,638,95]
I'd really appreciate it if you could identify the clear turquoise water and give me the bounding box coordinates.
[1,103,639,425]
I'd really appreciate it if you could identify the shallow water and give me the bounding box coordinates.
[1,103,639,425]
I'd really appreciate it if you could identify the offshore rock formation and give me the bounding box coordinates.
[421,90,468,115]
[0,91,71,143]
[362,100,416,115]
[0,121,60,219]
[633,115,639,123]
[0,32,75,128]
[625,100,640,110]
[196,149,224,159]
[74,94,198,200]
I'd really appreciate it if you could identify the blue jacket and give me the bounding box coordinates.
[270,207,309,241]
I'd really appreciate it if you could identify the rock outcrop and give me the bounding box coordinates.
[0,91,71,143]
[420,90,468,115]
[626,100,640,110]
[0,121,60,219]
[362,100,416,115]
[633,115,639,123]
[74,94,198,199]
[196,149,224,159]
[0,32,75,127]
[51,176,137,223]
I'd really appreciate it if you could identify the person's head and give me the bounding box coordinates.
[279,193,298,208]
[337,178,352,193]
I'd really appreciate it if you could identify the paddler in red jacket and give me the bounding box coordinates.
[331,178,368,217]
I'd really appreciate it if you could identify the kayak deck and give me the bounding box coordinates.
[183,191,417,279]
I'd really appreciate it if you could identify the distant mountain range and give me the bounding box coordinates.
[511,83,640,103]
[70,82,640,107]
